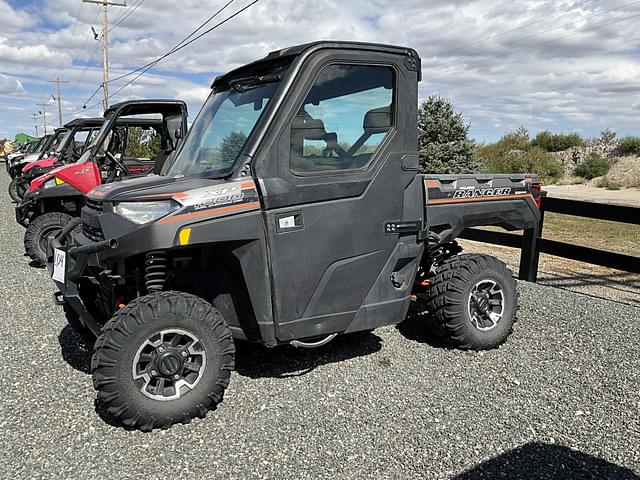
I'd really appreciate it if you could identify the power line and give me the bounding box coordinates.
[109,2,128,28]
[110,0,259,96]
[110,0,144,32]
[101,0,259,105]
[107,0,236,85]
[78,0,242,112]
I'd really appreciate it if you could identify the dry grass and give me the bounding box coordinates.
[541,212,639,256]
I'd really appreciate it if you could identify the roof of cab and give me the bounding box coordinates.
[64,117,103,128]
[104,99,188,117]
[212,41,420,88]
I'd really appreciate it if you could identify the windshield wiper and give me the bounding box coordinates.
[229,74,281,92]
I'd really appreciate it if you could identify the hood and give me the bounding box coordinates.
[28,161,101,194]
[22,156,58,173]
[89,174,230,202]
[15,152,41,165]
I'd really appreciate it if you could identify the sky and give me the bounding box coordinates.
[1,0,640,143]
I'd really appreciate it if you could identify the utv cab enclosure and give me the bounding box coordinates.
[48,42,540,431]
[18,99,187,266]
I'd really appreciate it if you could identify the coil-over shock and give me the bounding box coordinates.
[145,250,167,293]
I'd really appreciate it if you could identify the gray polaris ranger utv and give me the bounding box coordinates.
[48,41,541,431]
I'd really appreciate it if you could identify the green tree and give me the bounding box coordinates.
[125,127,161,159]
[220,131,248,163]
[531,130,583,152]
[417,95,480,174]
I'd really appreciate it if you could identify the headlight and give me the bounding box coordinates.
[113,200,180,224]
[43,177,64,188]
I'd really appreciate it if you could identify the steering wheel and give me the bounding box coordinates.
[105,151,129,176]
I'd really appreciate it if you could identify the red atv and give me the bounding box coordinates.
[16,99,187,266]
[14,118,104,201]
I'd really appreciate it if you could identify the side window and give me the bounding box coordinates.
[290,64,394,174]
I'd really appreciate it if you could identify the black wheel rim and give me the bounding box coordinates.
[132,329,206,401]
[467,279,505,331]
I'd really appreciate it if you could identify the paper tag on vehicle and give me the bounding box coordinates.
[52,248,66,283]
[278,216,296,229]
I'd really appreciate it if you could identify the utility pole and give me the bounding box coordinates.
[31,113,39,136]
[37,103,48,135]
[47,78,69,127]
[83,0,127,111]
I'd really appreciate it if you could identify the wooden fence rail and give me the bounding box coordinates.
[460,196,640,281]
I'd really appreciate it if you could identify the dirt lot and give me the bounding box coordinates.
[544,184,640,207]
[0,174,638,479]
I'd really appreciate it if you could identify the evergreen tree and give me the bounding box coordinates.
[220,131,248,163]
[417,95,480,174]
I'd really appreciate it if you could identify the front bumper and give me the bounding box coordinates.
[15,198,35,227]
[47,221,116,337]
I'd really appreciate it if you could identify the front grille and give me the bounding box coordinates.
[82,223,104,242]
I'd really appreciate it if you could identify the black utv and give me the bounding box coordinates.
[48,41,541,431]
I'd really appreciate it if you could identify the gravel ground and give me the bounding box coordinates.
[0,173,639,479]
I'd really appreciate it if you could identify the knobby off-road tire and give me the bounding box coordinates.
[8,178,20,202]
[24,212,79,267]
[425,254,517,350]
[91,291,235,431]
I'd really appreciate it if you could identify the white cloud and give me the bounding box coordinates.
[0,74,25,95]
[2,0,640,139]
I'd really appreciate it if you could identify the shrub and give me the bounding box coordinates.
[574,153,611,179]
[619,136,640,155]
[596,177,622,190]
[477,133,563,183]
[531,130,583,152]
[417,95,480,174]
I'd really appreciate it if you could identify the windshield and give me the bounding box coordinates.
[166,79,280,177]
[31,137,46,153]
[54,128,75,154]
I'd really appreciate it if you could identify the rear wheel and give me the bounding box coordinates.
[8,178,20,202]
[424,254,517,350]
[24,212,79,267]
[91,291,235,431]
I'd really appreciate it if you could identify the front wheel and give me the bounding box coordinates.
[425,254,517,350]
[91,291,235,431]
[24,212,79,267]
[8,178,20,202]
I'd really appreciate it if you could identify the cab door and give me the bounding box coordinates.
[255,49,423,341]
